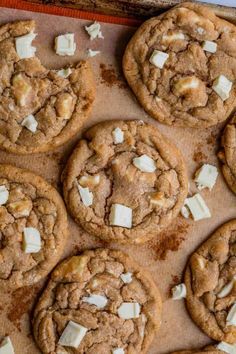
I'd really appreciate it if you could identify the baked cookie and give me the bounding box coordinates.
[62,120,188,244]
[123,2,236,128]
[33,248,162,354]
[0,164,68,290]
[185,220,236,343]
[218,114,236,194]
[0,20,95,154]
[170,348,223,354]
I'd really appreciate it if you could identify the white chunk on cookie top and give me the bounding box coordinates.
[162,32,185,43]
[133,154,156,173]
[109,203,132,228]
[0,337,15,354]
[78,175,100,188]
[120,272,133,284]
[76,182,93,207]
[113,349,125,354]
[195,164,218,190]
[218,277,236,298]
[0,185,9,205]
[21,114,38,133]
[85,21,104,40]
[217,342,236,354]
[172,283,187,300]
[15,32,37,59]
[58,321,88,349]
[57,68,72,78]
[184,193,211,221]
[149,50,169,69]
[112,127,124,144]
[82,294,108,309]
[55,33,76,56]
[23,227,41,253]
[118,302,141,319]
[202,40,217,53]
[213,75,232,101]
[227,303,236,326]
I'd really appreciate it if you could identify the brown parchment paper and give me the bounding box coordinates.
[0,6,236,354]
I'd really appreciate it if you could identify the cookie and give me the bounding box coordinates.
[123,2,236,128]
[62,120,188,244]
[0,164,68,290]
[171,348,223,354]
[218,114,236,194]
[0,20,95,154]
[33,248,162,354]
[185,220,236,343]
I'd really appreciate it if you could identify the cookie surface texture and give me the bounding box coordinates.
[62,120,188,244]
[0,20,95,154]
[33,248,162,354]
[123,2,236,128]
[0,164,68,290]
[185,220,236,343]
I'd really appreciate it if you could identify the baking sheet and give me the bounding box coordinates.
[0,6,236,354]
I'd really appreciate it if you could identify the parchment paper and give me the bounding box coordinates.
[0,7,236,354]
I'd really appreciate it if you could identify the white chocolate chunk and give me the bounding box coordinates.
[0,337,15,354]
[162,32,185,43]
[218,277,236,298]
[58,321,88,348]
[55,33,76,56]
[149,50,169,69]
[87,49,100,57]
[216,342,236,354]
[77,184,93,207]
[109,203,132,228]
[79,175,100,188]
[82,294,108,309]
[174,77,200,94]
[85,22,104,40]
[172,283,187,300]
[113,349,125,354]
[15,32,37,59]
[213,75,232,101]
[185,194,211,221]
[195,164,218,190]
[120,272,133,284]
[57,68,72,78]
[133,154,156,173]
[23,227,41,253]
[118,302,140,319]
[202,40,217,53]
[181,205,190,219]
[227,303,236,326]
[0,185,9,205]
[196,27,205,35]
[112,127,124,144]
[21,114,38,133]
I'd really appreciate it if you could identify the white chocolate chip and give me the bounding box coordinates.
[213,75,232,101]
[113,349,124,354]
[0,337,15,354]
[85,22,104,40]
[77,183,93,207]
[195,164,218,190]
[196,27,205,35]
[55,33,76,56]
[202,40,217,53]
[15,32,37,59]
[181,205,190,219]
[57,68,72,78]
[21,114,38,133]
[218,278,236,298]
[174,77,200,94]
[79,175,100,188]
[0,185,9,205]
[117,302,140,319]
[87,49,100,57]
[109,203,132,228]
[162,32,185,43]
[216,342,236,354]
[227,303,236,326]
[120,272,133,284]
[172,283,187,300]
[133,154,156,173]
[149,50,169,69]
[185,194,211,221]
[58,321,88,349]
[23,227,41,253]
[112,127,124,144]
[82,294,108,309]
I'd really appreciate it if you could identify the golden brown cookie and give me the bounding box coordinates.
[33,248,162,354]
[0,20,95,154]
[62,120,188,244]
[185,220,236,343]
[218,114,236,194]
[170,348,223,354]
[123,2,236,128]
[0,164,68,290]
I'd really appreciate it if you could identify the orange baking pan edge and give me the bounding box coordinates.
[0,0,141,26]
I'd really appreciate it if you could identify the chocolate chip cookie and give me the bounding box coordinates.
[0,164,68,290]
[218,114,236,194]
[62,120,188,244]
[123,2,236,128]
[0,20,95,154]
[185,220,236,343]
[33,248,162,354]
